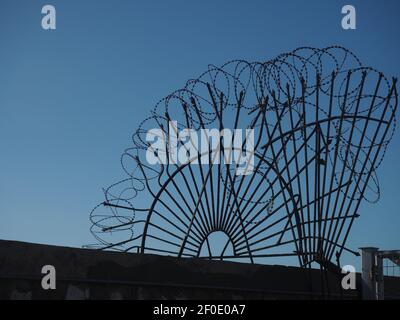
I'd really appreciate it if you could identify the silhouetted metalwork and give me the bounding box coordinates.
[382,251,400,277]
[87,46,397,270]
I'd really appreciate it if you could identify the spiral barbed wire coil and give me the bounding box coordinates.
[86,46,397,269]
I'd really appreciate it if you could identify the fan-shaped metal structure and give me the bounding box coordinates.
[88,46,397,269]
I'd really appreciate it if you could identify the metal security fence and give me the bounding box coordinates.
[383,257,400,278]
[360,248,400,299]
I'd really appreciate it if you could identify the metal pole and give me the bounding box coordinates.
[360,247,384,300]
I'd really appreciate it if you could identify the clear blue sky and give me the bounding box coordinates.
[0,0,399,269]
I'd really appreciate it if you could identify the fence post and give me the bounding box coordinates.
[360,247,384,300]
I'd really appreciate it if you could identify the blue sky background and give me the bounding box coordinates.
[0,0,399,269]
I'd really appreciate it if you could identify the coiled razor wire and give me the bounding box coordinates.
[86,46,397,269]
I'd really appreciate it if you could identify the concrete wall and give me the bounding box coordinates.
[0,240,398,300]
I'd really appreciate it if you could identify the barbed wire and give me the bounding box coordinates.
[87,46,397,268]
